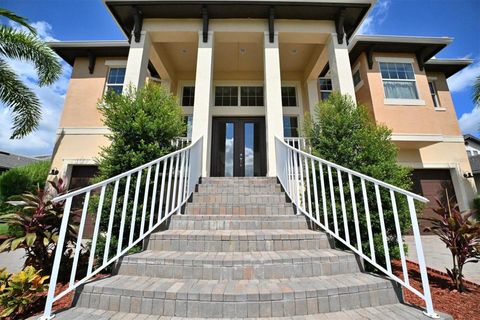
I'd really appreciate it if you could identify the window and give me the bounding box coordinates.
[240,86,264,106]
[379,62,419,100]
[184,115,193,138]
[283,116,298,137]
[428,81,441,109]
[353,69,362,88]
[215,86,238,106]
[319,78,332,101]
[106,67,126,94]
[281,87,297,107]
[182,87,195,107]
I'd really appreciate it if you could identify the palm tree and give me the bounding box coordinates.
[0,8,61,138]
[474,75,480,106]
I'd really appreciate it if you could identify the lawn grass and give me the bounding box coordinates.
[0,224,8,235]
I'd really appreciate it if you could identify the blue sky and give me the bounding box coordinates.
[0,0,479,156]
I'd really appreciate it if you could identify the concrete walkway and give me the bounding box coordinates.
[0,249,25,273]
[405,235,480,284]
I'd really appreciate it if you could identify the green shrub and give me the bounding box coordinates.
[0,266,49,318]
[91,83,185,265]
[305,92,412,266]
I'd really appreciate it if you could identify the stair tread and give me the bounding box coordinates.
[173,214,304,220]
[50,304,452,320]
[150,229,326,238]
[123,249,356,264]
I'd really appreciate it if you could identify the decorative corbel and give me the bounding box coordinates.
[202,6,209,43]
[416,47,427,71]
[88,51,96,74]
[335,8,346,45]
[132,6,143,43]
[269,7,275,43]
[366,47,374,70]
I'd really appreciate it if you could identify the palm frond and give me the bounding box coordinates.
[473,75,480,106]
[0,58,41,138]
[0,25,61,86]
[0,8,36,34]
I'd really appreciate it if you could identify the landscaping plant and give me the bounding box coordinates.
[422,191,480,292]
[0,266,49,318]
[0,178,81,276]
[305,92,413,265]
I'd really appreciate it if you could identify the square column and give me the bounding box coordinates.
[305,79,320,116]
[327,33,356,102]
[191,31,214,177]
[264,32,284,177]
[124,31,151,89]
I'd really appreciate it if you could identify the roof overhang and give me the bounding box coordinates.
[348,35,453,68]
[424,58,473,78]
[104,0,374,40]
[48,41,130,66]
[391,134,464,149]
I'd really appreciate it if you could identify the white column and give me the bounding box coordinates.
[327,33,356,102]
[264,32,284,177]
[123,31,151,89]
[191,31,214,177]
[306,79,320,116]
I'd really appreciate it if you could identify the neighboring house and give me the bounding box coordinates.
[0,151,40,173]
[464,134,480,191]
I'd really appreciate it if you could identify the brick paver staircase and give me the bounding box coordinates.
[54,177,448,319]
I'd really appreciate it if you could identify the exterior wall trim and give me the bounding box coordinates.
[105,59,128,67]
[375,56,415,63]
[391,134,464,143]
[57,127,111,135]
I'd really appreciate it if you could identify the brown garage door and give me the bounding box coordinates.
[411,169,456,233]
[70,165,99,239]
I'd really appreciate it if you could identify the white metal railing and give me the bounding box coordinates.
[275,137,438,318]
[284,137,310,152]
[172,137,192,149]
[40,137,203,320]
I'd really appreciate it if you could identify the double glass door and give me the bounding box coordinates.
[211,118,266,177]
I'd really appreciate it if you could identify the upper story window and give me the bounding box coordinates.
[184,115,193,138]
[106,67,126,94]
[353,69,362,88]
[319,78,332,101]
[283,116,298,137]
[215,86,238,106]
[240,87,264,106]
[428,81,441,109]
[182,86,195,107]
[282,87,297,107]
[379,62,419,100]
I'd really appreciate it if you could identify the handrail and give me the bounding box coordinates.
[275,136,438,318]
[40,137,203,320]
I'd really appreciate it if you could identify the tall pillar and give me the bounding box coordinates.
[264,32,284,177]
[306,79,320,117]
[327,33,356,102]
[123,31,151,89]
[191,31,214,177]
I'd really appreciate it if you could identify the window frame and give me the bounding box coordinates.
[104,60,127,95]
[281,86,298,107]
[319,77,332,101]
[213,85,265,107]
[376,57,425,106]
[427,78,445,111]
[352,63,364,91]
[181,86,195,107]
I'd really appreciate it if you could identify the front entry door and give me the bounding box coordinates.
[211,118,266,177]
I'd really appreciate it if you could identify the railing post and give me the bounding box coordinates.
[40,197,72,320]
[407,197,439,318]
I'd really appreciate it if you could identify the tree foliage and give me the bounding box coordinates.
[0,8,62,138]
[305,92,413,264]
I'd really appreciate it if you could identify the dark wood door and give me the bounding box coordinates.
[211,118,266,177]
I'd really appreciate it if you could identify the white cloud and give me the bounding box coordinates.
[459,107,480,135]
[0,21,71,157]
[447,59,480,93]
[357,0,391,35]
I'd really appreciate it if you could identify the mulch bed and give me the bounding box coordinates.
[392,259,480,320]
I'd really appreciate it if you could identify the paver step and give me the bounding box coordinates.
[50,304,453,320]
[191,194,288,205]
[76,273,401,317]
[169,214,308,230]
[200,177,278,185]
[196,184,282,194]
[146,229,330,252]
[184,203,295,216]
[117,249,361,279]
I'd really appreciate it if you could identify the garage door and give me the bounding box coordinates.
[411,169,456,233]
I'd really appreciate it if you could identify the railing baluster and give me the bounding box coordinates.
[129,170,142,246]
[327,165,338,235]
[298,153,305,211]
[303,154,312,215]
[117,174,131,255]
[375,184,391,273]
[337,169,349,243]
[390,190,409,286]
[88,185,105,275]
[287,148,293,196]
[348,173,362,253]
[171,153,181,212]
[140,166,152,236]
[103,180,119,266]
[149,163,160,230]
[183,149,190,200]
[311,158,320,224]
[176,151,186,214]
[361,178,376,262]
[164,155,175,215]
[157,159,167,223]
[319,162,328,228]
[292,146,301,215]
[69,191,90,288]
